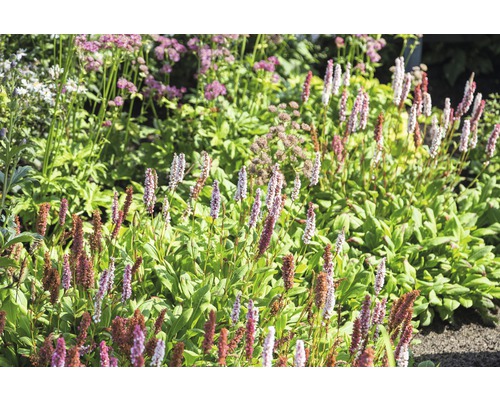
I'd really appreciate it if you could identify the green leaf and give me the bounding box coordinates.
[468,246,494,263]
[418,360,436,367]
[378,325,396,367]
[169,307,193,339]
[3,232,43,249]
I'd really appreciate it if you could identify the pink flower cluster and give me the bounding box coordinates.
[117,77,137,93]
[75,34,142,55]
[143,75,186,101]
[254,56,279,72]
[152,35,187,63]
[204,80,227,101]
[196,36,237,76]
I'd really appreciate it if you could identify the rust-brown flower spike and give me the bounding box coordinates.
[170,342,184,367]
[314,272,329,309]
[154,308,167,335]
[37,203,51,236]
[90,209,102,254]
[281,254,295,291]
[202,310,216,354]
[218,328,229,366]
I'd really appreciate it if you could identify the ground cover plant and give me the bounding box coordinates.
[0,34,499,367]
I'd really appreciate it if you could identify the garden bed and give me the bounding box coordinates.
[412,306,500,367]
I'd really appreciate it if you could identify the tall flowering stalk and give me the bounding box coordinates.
[257,194,283,258]
[459,120,471,153]
[112,191,119,224]
[130,325,145,367]
[100,341,110,367]
[302,202,316,245]
[234,166,247,201]
[301,71,312,103]
[51,337,66,367]
[339,89,348,122]
[349,318,362,356]
[90,209,102,254]
[143,168,158,214]
[470,99,485,149]
[210,180,221,219]
[290,173,301,202]
[265,165,281,210]
[294,340,306,367]
[202,310,216,354]
[343,62,351,87]
[486,124,500,159]
[93,270,109,323]
[37,203,51,236]
[371,298,387,340]
[423,92,432,117]
[392,57,404,105]
[429,117,443,159]
[59,198,68,226]
[70,214,84,263]
[315,272,328,309]
[218,328,229,366]
[122,264,132,302]
[374,257,386,296]
[322,285,336,319]
[346,89,363,135]
[395,323,413,367]
[281,254,295,292]
[61,254,71,290]
[456,77,476,119]
[122,186,134,220]
[443,98,452,131]
[323,244,334,277]
[189,151,211,207]
[471,93,482,118]
[322,59,333,106]
[262,326,276,367]
[170,342,184,367]
[398,73,412,109]
[107,257,116,293]
[309,152,321,187]
[407,104,417,135]
[245,300,257,361]
[168,153,186,191]
[231,292,241,325]
[332,64,342,96]
[359,90,370,130]
[413,84,423,115]
[332,135,345,164]
[248,188,262,228]
[150,340,165,367]
[357,348,375,367]
[374,112,384,156]
[359,294,372,338]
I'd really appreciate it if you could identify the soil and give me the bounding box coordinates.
[411,306,500,367]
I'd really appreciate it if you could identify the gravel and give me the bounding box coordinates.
[411,306,500,367]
